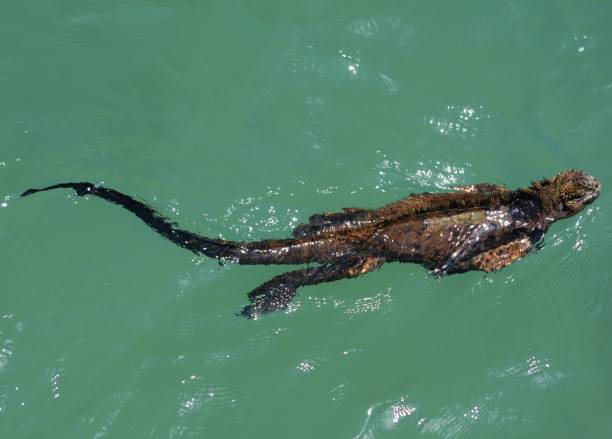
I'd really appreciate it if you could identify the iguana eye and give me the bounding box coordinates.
[571,190,586,200]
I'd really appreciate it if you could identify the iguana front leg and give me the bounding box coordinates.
[240,256,384,318]
[469,237,533,272]
[433,235,534,275]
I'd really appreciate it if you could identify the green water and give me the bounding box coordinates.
[1,1,611,438]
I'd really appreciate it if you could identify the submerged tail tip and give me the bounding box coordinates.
[21,182,97,198]
[20,188,38,197]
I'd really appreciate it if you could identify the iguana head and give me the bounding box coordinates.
[526,170,601,218]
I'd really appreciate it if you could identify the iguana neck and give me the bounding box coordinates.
[518,179,565,221]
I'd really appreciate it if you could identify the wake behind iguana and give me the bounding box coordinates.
[22,170,600,318]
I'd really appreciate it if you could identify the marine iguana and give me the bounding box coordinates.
[21,170,600,318]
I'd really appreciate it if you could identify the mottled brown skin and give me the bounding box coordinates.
[21,170,601,318]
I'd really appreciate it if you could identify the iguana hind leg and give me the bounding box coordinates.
[240,256,384,318]
[292,208,369,238]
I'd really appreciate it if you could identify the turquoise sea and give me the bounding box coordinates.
[1,1,611,437]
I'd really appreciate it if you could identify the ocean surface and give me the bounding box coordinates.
[1,1,611,438]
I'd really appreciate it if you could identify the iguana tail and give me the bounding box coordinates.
[21,182,320,265]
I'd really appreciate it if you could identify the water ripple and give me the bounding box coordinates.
[348,15,416,47]
[354,395,418,438]
[375,149,474,192]
[427,104,492,139]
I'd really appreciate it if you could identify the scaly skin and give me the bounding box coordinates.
[21,170,601,318]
